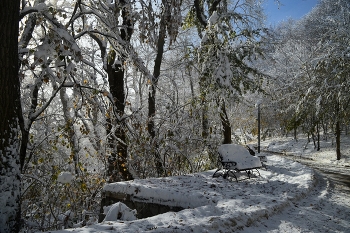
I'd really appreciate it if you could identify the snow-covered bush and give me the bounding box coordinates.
[21,169,104,232]
[21,140,105,232]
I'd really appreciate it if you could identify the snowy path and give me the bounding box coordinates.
[283,154,350,177]
[237,169,350,233]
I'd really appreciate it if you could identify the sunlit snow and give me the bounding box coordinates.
[57,172,75,184]
[41,137,350,233]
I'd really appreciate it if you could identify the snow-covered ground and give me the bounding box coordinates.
[245,136,350,232]
[49,136,350,233]
[261,136,350,175]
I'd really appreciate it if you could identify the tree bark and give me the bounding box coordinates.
[20,79,40,172]
[218,99,232,144]
[105,1,134,182]
[316,122,320,151]
[335,120,341,160]
[18,6,39,172]
[147,7,167,177]
[258,104,261,153]
[200,79,209,139]
[60,88,80,175]
[0,0,21,232]
[106,55,133,181]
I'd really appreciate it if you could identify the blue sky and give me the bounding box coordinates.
[264,0,319,26]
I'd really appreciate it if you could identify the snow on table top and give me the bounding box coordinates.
[218,144,262,169]
[49,154,314,233]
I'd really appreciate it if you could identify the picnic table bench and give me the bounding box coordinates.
[212,144,264,182]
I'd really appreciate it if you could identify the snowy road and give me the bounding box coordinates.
[294,157,350,189]
[271,151,350,189]
[238,155,350,233]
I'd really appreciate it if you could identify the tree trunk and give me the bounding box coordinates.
[147,7,168,177]
[20,128,30,172]
[193,0,221,142]
[18,4,39,172]
[20,80,40,172]
[60,88,81,175]
[106,52,134,181]
[200,80,209,139]
[316,122,320,151]
[0,0,21,232]
[311,131,316,149]
[219,99,231,144]
[258,104,261,153]
[335,120,341,160]
[322,120,328,141]
[105,1,134,182]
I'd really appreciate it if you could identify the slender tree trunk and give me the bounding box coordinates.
[258,104,261,153]
[0,0,21,232]
[335,120,341,160]
[316,122,320,151]
[148,10,167,177]
[18,3,39,172]
[187,69,195,100]
[322,120,328,141]
[20,80,40,172]
[60,88,81,175]
[200,79,209,139]
[218,99,231,144]
[311,131,316,149]
[20,129,30,172]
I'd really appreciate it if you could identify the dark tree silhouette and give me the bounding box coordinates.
[0,0,21,232]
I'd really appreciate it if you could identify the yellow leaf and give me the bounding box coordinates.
[81,183,87,190]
